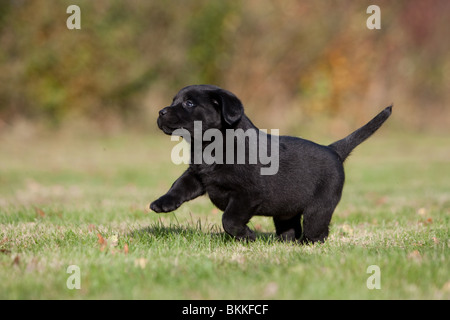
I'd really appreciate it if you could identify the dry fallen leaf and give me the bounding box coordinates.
[418,217,433,226]
[34,207,45,218]
[97,233,107,251]
[124,243,129,254]
[97,233,105,244]
[376,196,387,206]
[12,255,20,266]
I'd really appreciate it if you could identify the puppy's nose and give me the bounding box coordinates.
[159,108,168,117]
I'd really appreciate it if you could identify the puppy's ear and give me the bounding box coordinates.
[211,89,244,126]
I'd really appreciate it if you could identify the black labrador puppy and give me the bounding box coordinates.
[150,84,392,243]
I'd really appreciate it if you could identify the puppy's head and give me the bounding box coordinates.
[157,85,244,136]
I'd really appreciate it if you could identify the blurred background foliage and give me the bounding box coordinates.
[0,0,449,133]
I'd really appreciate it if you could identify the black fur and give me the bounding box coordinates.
[150,84,392,243]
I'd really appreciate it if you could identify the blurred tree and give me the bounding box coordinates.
[0,0,448,130]
[186,1,238,84]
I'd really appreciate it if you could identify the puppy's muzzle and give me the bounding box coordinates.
[157,107,177,135]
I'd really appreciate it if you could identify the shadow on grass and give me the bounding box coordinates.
[129,221,277,244]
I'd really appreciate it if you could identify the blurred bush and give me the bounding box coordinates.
[0,0,448,131]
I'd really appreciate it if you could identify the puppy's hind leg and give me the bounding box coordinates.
[301,179,343,244]
[301,203,337,244]
[273,213,302,242]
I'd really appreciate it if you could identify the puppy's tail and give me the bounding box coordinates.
[329,105,392,162]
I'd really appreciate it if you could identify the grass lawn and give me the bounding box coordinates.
[0,128,448,299]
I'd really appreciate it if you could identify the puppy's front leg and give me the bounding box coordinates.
[150,168,205,213]
[222,198,256,241]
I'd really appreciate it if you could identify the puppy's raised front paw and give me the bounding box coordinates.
[150,195,181,213]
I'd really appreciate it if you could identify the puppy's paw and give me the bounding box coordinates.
[150,195,181,213]
[234,226,256,242]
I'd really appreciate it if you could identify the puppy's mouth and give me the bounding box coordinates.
[160,123,188,136]
[157,117,177,135]
[161,125,176,135]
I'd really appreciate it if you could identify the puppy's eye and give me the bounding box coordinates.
[183,100,195,108]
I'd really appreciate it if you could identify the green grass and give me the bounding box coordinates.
[0,129,448,299]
